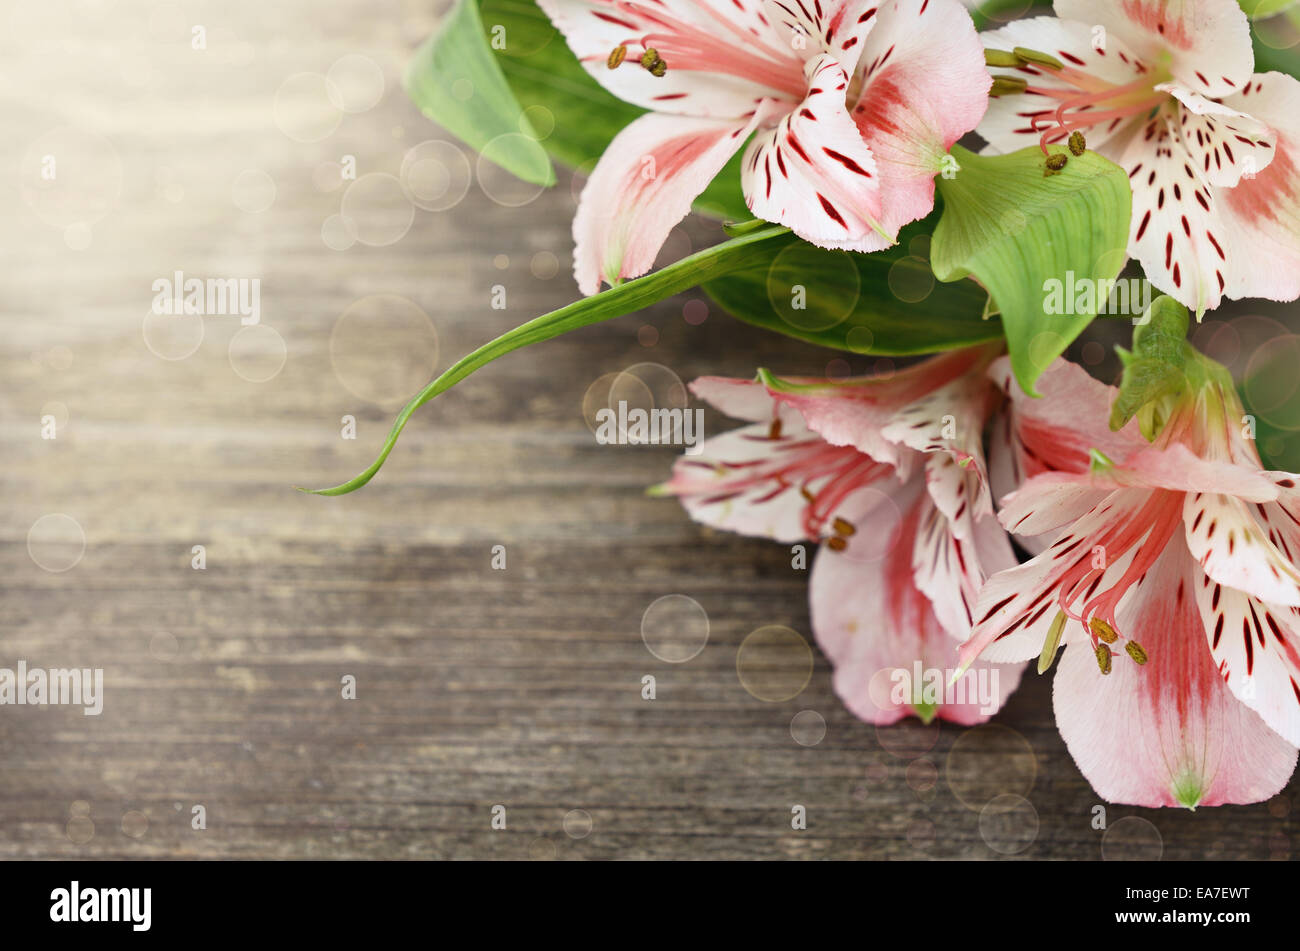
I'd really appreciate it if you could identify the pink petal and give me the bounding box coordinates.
[572,112,757,294]
[989,356,1147,482]
[1053,538,1296,807]
[1194,565,1300,749]
[763,346,997,471]
[741,53,886,248]
[1054,0,1255,99]
[847,0,991,239]
[1215,73,1300,306]
[761,0,881,76]
[536,0,801,115]
[688,376,787,423]
[812,484,1024,724]
[1184,490,1300,607]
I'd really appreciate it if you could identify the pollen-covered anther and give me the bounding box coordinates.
[649,58,667,77]
[1068,131,1086,156]
[607,45,627,69]
[767,419,783,440]
[640,48,659,69]
[984,49,1021,68]
[799,486,815,503]
[989,76,1028,97]
[1125,640,1148,666]
[1089,617,1119,644]
[1044,153,1068,176]
[827,535,848,552]
[1095,644,1113,675]
[832,517,856,537]
[1012,46,1064,70]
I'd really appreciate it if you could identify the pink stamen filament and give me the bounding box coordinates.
[1025,74,1168,153]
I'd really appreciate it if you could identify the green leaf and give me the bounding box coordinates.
[701,218,1003,355]
[1109,295,1233,437]
[479,0,748,218]
[405,0,555,186]
[932,144,1132,396]
[301,224,789,496]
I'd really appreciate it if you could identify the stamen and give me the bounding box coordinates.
[1125,641,1148,665]
[1095,644,1113,675]
[1044,153,1068,175]
[607,45,627,69]
[800,486,816,503]
[1014,47,1064,70]
[768,419,783,440]
[1037,611,1067,675]
[832,517,856,537]
[984,49,1022,68]
[827,535,848,552]
[990,76,1029,97]
[1090,617,1119,644]
[1068,130,1087,156]
[649,58,667,77]
[640,48,660,69]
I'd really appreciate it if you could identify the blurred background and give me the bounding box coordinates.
[1,0,1297,859]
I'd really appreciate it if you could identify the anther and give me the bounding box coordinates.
[768,418,783,440]
[607,45,627,69]
[989,76,1028,97]
[828,535,848,552]
[649,58,667,77]
[1095,643,1112,675]
[1044,153,1068,175]
[833,517,856,537]
[1090,617,1119,644]
[1013,47,1064,70]
[984,49,1021,68]
[1037,611,1067,675]
[1125,641,1148,665]
[800,486,816,503]
[1068,130,1087,156]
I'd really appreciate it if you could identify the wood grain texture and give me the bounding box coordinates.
[1,0,1296,860]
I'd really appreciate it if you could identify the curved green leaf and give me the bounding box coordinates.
[702,219,1003,355]
[301,224,789,496]
[932,144,1132,395]
[405,0,555,186]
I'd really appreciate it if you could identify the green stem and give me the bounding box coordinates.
[299,223,790,495]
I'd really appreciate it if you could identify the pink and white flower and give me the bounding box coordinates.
[962,357,1300,807]
[978,0,1300,314]
[656,344,1024,724]
[537,0,992,293]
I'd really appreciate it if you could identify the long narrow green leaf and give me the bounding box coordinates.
[300,224,789,496]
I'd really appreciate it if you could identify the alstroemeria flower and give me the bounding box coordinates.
[961,359,1300,807]
[978,0,1300,314]
[656,345,1024,724]
[537,0,991,293]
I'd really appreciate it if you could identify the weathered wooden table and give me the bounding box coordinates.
[2,0,1294,859]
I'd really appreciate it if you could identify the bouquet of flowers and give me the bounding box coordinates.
[310,0,1300,808]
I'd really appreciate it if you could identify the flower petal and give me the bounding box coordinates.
[741,53,886,247]
[845,0,991,242]
[1184,490,1300,606]
[1215,73,1300,306]
[761,0,882,75]
[536,0,799,115]
[1054,0,1255,99]
[1053,538,1296,807]
[812,484,1024,724]
[572,112,756,294]
[1161,83,1277,188]
[1195,568,1300,749]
